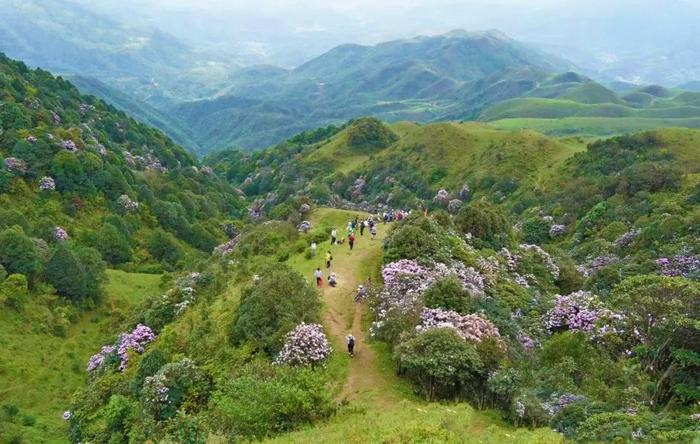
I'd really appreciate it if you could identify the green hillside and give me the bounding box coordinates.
[0,53,249,441]
[69,75,202,153]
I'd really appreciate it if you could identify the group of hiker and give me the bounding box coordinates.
[310,214,386,357]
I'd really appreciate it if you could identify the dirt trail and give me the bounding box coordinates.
[310,216,398,405]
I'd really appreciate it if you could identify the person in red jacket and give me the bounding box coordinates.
[348,233,356,250]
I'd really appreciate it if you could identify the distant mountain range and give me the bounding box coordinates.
[169,30,573,151]
[4,0,700,154]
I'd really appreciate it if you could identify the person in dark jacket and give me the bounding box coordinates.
[347,334,355,357]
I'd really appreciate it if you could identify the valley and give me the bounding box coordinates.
[0,2,699,442]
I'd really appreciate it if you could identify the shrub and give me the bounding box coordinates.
[521,217,551,244]
[45,244,86,301]
[211,365,334,439]
[2,274,29,309]
[231,263,321,354]
[395,328,482,401]
[422,276,472,313]
[97,223,132,265]
[0,225,42,276]
[346,117,397,151]
[455,200,512,249]
[147,229,183,266]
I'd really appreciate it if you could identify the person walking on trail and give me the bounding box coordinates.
[330,229,337,245]
[370,225,377,240]
[325,251,333,269]
[360,220,366,236]
[355,284,367,302]
[315,268,323,287]
[347,334,356,357]
[347,222,354,236]
[311,240,317,256]
[328,272,338,287]
[348,233,355,250]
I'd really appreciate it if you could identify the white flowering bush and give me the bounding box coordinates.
[39,176,56,191]
[117,194,139,213]
[274,323,332,366]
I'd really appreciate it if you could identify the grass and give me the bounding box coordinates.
[0,270,162,443]
[488,117,700,138]
[266,208,562,443]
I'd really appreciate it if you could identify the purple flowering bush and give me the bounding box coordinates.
[417,307,503,346]
[545,291,604,333]
[53,226,68,241]
[274,323,332,366]
[87,324,156,373]
[656,255,700,278]
[39,176,56,191]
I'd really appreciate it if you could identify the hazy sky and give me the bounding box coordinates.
[74,0,700,74]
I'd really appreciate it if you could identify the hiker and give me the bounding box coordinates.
[328,272,338,287]
[325,251,333,268]
[383,212,388,224]
[370,225,377,240]
[315,268,323,287]
[355,284,367,302]
[347,334,355,357]
[360,220,366,236]
[337,237,345,245]
[331,228,337,245]
[347,222,354,236]
[311,240,317,256]
[348,233,355,250]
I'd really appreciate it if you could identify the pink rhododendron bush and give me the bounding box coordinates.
[372,211,700,440]
[275,323,332,366]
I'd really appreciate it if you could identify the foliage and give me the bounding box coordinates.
[395,328,484,401]
[455,200,512,249]
[231,263,322,354]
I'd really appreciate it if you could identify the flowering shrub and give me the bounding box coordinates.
[520,244,560,279]
[201,166,213,175]
[87,345,116,372]
[3,157,27,173]
[417,308,503,345]
[541,393,586,416]
[87,324,156,373]
[549,224,567,238]
[274,323,332,366]
[433,189,450,206]
[214,235,240,256]
[577,255,620,277]
[51,111,61,125]
[448,199,463,214]
[545,291,604,333]
[372,260,487,339]
[614,228,641,248]
[459,184,471,200]
[117,324,156,371]
[656,255,700,278]
[117,194,139,213]
[61,139,77,151]
[299,203,311,213]
[26,135,37,143]
[298,220,312,233]
[53,226,68,241]
[142,358,209,420]
[62,411,72,421]
[39,176,56,191]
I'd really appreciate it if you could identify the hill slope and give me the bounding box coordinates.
[171,30,572,152]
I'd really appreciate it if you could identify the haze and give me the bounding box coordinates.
[73,0,700,80]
